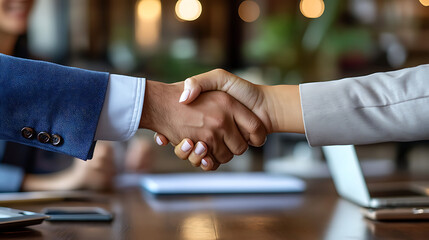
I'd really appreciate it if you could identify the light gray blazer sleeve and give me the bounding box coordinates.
[300,64,429,146]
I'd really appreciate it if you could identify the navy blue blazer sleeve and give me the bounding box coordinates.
[0,54,109,160]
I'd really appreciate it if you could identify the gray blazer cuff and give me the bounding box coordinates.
[300,64,429,146]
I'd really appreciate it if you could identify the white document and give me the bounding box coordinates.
[141,172,306,194]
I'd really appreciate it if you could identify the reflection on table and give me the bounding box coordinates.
[1,177,429,240]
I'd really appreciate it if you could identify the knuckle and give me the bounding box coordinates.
[234,143,248,156]
[206,114,227,129]
[248,117,263,134]
[258,136,268,147]
[218,152,233,164]
[212,68,226,75]
[213,117,226,129]
[219,93,233,105]
[202,131,215,144]
[211,165,219,171]
[252,135,265,147]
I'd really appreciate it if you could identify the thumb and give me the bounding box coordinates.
[179,69,236,104]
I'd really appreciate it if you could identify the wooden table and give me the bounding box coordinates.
[1,177,429,240]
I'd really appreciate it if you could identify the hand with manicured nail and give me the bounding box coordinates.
[141,80,267,169]
[155,69,305,170]
[154,133,217,171]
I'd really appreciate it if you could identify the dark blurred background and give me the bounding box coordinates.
[28,0,429,83]
[25,0,429,176]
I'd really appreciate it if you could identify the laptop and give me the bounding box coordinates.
[322,145,429,208]
[141,172,306,195]
[0,207,48,229]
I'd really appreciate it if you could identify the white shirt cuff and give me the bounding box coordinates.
[95,74,146,141]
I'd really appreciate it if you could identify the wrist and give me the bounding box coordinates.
[261,85,304,133]
[139,80,184,135]
[254,85,274,134]
[139,80,164,131]
[259,85,280,133]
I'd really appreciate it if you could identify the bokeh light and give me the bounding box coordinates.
[171,38,197,59]
[300,0,325,18]
[238,0,261,23]
[420,0,429,6]
[135,0,162,49]
[175,0,202,21]
[137,0,161,21]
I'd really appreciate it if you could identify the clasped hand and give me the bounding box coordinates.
[139,71,269,170]
[144,69,285,171]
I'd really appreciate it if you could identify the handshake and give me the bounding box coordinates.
[139,69,305,171]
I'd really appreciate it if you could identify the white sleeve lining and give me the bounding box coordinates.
[94,74,146,141]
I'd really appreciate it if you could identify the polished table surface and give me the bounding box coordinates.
[1,177,429,240]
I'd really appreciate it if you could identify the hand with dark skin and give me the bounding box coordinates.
[155,69,304,170]
[0,0,265,173]
[140,80,267,170]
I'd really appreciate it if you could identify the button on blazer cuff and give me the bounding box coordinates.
[0,54,109,160]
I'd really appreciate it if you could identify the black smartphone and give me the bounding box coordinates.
[42,207,113,222]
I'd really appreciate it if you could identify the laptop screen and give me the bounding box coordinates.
[323,145,371,207]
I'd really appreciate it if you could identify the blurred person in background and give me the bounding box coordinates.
[0,0,157,192]
[0,0,122,192]
[0,0,267,173]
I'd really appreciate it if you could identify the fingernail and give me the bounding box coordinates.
[201,159,208,167]
[181,141,192,152]
[184,78,191,89]
[194,142,206,155]
[179,89,190,103]
[156,136,163,146]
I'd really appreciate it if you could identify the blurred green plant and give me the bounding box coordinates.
[244,15,303,70]
[242,0,375,84]
[140,51,212,83]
